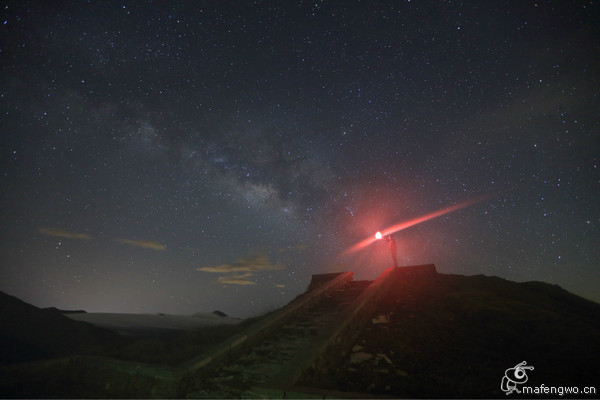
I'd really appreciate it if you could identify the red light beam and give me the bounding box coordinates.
[342,194,491,256]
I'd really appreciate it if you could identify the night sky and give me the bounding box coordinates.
[1,1,598,318]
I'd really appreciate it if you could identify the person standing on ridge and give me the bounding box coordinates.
[387,235,398,267]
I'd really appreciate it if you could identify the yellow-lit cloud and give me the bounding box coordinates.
[218,273,256,286]
[115,238,167,251]
[39,228,92,240]
[197,252,283,273]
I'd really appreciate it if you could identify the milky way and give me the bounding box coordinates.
[1,1,598,317]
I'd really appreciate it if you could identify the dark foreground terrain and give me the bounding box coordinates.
[303,274,600,398]
[1,271,599,398]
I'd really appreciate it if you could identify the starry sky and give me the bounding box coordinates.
[1,1,598,318]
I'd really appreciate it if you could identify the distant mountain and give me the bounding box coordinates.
[0,291,123,364]
[212,310,227,317]
[56,309,87,314]
[65,310,240,335]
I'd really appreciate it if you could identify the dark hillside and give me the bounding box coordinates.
[0,292,263,398]
[307,273,600,398]
[0,291,123,364]
[1,271,598,398]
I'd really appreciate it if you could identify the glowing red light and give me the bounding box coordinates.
[342,194,492,256]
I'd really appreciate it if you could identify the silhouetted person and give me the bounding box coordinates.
[387,235,398,267]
